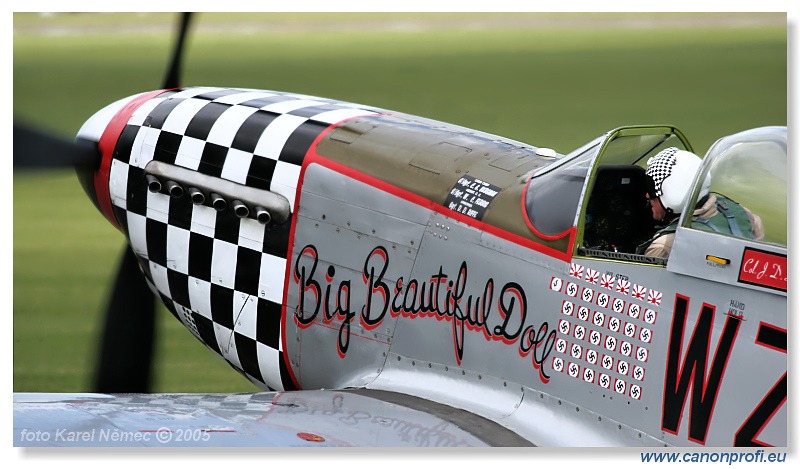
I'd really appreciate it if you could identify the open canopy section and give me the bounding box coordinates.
[524,126,693,259]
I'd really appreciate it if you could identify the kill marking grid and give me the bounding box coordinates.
[550,262,662,400]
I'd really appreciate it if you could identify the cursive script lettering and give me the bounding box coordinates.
[293,244,555,383]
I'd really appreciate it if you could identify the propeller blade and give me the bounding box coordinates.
[93,247,157,393]
[94,12,195,393]
[13,122,99,170]
[19,13,197,394]
[161,12,193,89]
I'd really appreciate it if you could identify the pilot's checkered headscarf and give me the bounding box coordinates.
[645,147,679,198]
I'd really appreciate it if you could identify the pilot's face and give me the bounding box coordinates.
[647,193,667,221]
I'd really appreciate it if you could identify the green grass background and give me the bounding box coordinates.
[13,12,787,393]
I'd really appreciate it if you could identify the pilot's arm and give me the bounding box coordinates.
[643,232,674,258]
[746,208,765,241]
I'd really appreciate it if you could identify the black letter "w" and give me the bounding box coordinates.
[662,295,740,444]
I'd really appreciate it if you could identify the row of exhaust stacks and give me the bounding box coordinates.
[142,160,292,227]
[145,174,274,225]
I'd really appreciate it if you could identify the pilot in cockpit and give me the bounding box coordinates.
[637,147,764,257]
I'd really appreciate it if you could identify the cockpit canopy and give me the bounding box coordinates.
[684,126,786,247]
[523,125,786,263]
[525,126,692,253]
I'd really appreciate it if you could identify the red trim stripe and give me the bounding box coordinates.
[307,154,575,261]
[95,90,171,230]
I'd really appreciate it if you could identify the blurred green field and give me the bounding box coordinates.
[13,12,786,393]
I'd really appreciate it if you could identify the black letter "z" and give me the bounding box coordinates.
[734,323,786,446]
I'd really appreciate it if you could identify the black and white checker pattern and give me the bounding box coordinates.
[106,87,379,391]
[645,147,678,197]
